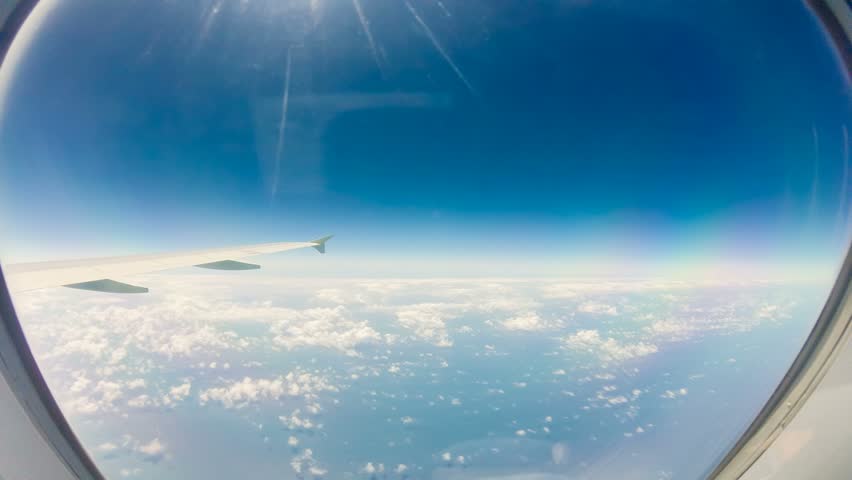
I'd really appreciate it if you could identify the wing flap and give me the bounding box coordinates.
[194,260,261,271]
[64,279,149,294]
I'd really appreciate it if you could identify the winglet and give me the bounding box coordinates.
[310,235,333,254]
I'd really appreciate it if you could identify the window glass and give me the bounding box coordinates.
[0,1,849,479]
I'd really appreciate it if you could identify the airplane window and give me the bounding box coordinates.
[0,1,849,479]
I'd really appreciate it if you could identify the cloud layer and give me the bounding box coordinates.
[11,275,810,479]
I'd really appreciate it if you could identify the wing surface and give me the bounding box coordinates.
[4,236,333,293]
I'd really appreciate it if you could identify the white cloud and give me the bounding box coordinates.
[199,372,337,409]
[396,464,408,474]
[363,462,384,474]
[53,334,109,361]
[136,438,165,456]
[279,409,321,431]
[135,438,166,462]
[757,304,790,320]
[108,347,127,365]
[542,280,704,296]
[540,284,580,299]
[16,277,793,382]
[97,442,118,453]
[155,326,244,358]
[36,296,251,362]
[577,302,618,316]
[661,388,688,399]
[646,319,693,340]
[69,373,90,393]
[476,295,540,313]
[119,468,142,477]
[167,382,191,402]
[645,299,787,343]
[126,378,146,390]
[288,436,299,446]
[20,287,401,372]
[270,306,383,356]
[563,329,658,362]
[92,434,165,464]
[396,303,457,347]
[314,288,365,305]
[127,394,154,408]
[501,312,553,331]
[65,374,196,414]
[66,379,125,415]
[291,448,326,476]
[309,466,328,476]
[305,402,322,415]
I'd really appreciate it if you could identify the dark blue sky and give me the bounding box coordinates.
[0,0,849,274]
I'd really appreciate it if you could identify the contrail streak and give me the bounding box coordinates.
[272,47,293,196]
[352,0,386,76]
[196,0,224,51]
[436,0,451,17]
[405,0,476,96]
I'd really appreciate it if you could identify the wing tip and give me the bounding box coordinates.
[310,235,334,254]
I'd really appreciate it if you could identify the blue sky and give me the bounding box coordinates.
[0,0,849,275]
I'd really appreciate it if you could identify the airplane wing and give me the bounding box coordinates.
[2,235,333,294]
